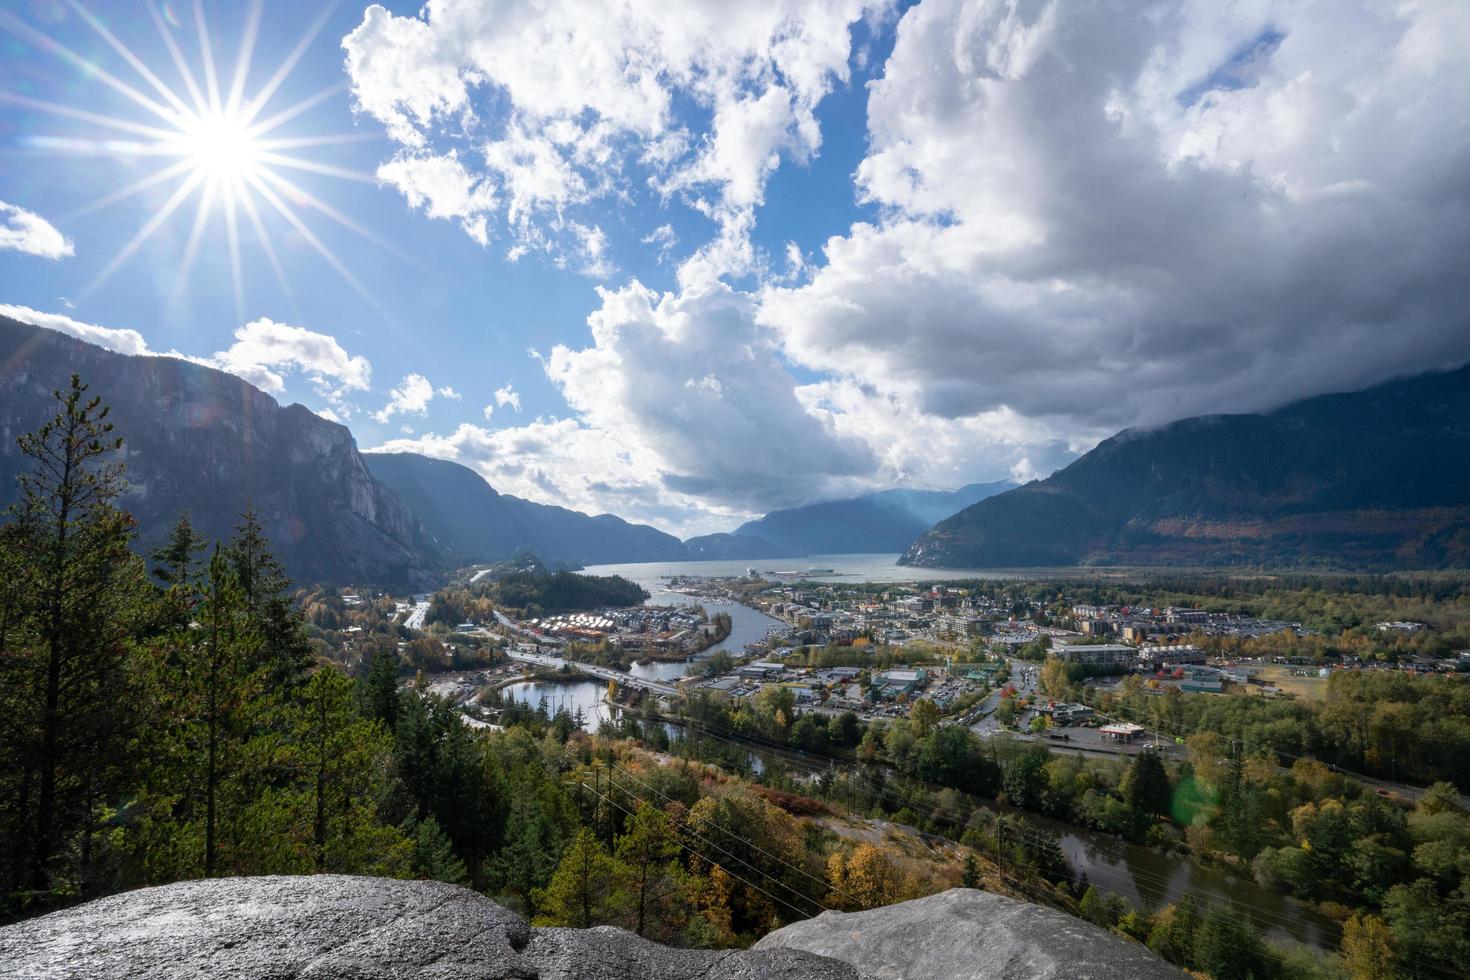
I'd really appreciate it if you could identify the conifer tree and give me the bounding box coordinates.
[0,376,150,899]
[227,509,312,690]
[534,827,622,928]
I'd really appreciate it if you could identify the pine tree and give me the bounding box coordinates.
[412,816,468,885]
[193,547,263,877]
[961,853,981,888]
[1122,748,1171,821]
[358,648,402,733]
[0,376,150,899]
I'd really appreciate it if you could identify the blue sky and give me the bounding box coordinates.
[2,0,1468,537]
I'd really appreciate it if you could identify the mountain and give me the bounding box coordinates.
[901,366,1470,569]
[0,315,435,586]
[734,481,1016,555]
[363,452,689,568]
[681,531,794,560]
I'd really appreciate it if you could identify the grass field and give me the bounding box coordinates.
[1254,665,1330,701]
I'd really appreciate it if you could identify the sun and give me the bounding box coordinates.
[0,1,388,316]
[177,109,264,184]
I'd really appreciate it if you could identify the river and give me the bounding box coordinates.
[501,585,785,723]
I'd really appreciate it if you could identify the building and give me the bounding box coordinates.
[965,618,995,637]
[1376,621,1426,634]
[1165,607,1209,625]
[876,667,927,698]
[1043,702,1094,724]
[1139,644,1206,667]
[737,662,784,679]
[1054,644,1137,668]
[1100,722,1146,742]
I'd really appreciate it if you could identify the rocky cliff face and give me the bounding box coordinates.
[0,316,436,586]
[0,876,1185,980]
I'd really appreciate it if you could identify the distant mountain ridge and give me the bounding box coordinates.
[901,366,1470,570]
[734,481,1016,555]
[363,453,688,568]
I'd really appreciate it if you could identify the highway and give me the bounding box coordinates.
[402,596,431,631]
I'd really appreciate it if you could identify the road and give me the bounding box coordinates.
[969,659,1038,733]
[402,596,431,631]
[506,648,681,697]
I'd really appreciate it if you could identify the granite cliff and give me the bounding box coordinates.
[0,316,435,586]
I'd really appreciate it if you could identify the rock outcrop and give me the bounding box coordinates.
[756,887,1187,980]
[0,875,857,979]
[0,877,1188,979]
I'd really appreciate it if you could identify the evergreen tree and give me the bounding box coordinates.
[292,666,409,874]
[615,801,684,941]
[150,514,205,591]
[1146,896,1201,970]
[193,547,264,877]
[358,648,402,734]
[1193,904,1267,980]
[961,853,981,889]
[0,376,151,902]
[412,816,468,885]
[227,509,312,691]
[534,827,623,928]
[1122,748,1171,821]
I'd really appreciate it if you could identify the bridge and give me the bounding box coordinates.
[506,648,683,698]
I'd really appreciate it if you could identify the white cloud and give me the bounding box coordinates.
[642,224,678,264]
[763,0,1470,433]
[373,372,436,423]
[376,151,496,245]
[437,385,461,399]
[0,304,152,355]
[366,416,748,536]
[0,201,73,259]
[493,384,521,413]
[208,318,373,396]
[543,278,875,513]
[343,0,880,278]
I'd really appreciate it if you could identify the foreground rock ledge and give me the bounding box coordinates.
[0,875,1184,979]
[756,888,1186,980]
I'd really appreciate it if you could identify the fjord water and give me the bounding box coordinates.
[582,552,1020,585]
